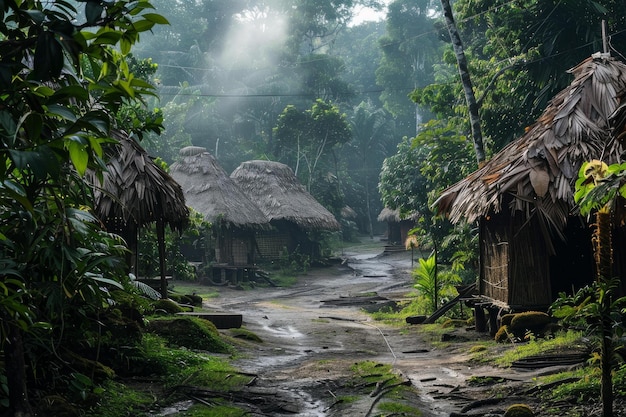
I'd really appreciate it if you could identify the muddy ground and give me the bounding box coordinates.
[176,239,608,417]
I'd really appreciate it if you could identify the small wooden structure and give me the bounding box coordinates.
[230,160,341,260]
[435,53,626,321]
[170,147,270,282]
[92,131,189,298]
[377,207,417,245]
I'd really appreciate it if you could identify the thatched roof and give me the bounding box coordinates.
[436,53,626,233]
[230,160,341,231]
[377,207,419,223]
[93,131,189,232]
[170,147,270,229]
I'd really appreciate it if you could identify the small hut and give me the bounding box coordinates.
[435,53,626,316]
[93,131,189,298]
[377,207,417,246]
[170,147,270,280]
[230,160,341,260]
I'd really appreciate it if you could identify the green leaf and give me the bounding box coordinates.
[66,137,89,176]
[47,104,78,121]
[23,9,45,25]
[131,19,155,33]
[33,31,64,81]
[120,35,132,55]
[92,30,122,45]
[22,113,43,141]
[85,1,103,25]
[142,13,169,25]
[51,85,90,103]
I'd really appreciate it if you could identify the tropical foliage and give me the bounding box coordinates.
[0,1,167,415]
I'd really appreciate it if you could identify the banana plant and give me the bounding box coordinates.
[572,159,626,417]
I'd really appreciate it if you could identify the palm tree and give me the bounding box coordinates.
[349,101,394,238]
[439,0,485,166]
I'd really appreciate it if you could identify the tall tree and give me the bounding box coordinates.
[376,0,443,136]
[347,101,394,237]
[273,99,352,192]
[439,0,485,165]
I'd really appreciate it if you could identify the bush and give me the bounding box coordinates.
[509,311,552,333]
[146,317,232,353]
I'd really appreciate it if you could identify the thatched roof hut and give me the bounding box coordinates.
[170,147,269,229]
[93,131,189,297]
[377,207,418,245]
[435,53,626,312]
[230,160,340,231]
[170,147,270,267]
[230,160,340,260]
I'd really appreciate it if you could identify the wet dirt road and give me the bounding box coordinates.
[202,241,492,417]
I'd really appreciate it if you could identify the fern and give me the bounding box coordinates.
[128,274,161,300]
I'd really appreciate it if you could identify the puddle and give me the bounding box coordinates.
[261,324,304,338]
[150,400,193,416]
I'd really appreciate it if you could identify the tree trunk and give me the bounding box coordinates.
[3,314,34,417]
[596,209,614,417]
[440,0,486,166]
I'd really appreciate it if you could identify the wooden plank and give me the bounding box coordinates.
[177,312,243,329]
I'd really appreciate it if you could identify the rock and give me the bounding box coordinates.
[504,403,534,417]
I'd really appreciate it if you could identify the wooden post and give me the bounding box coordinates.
[156,220,167,299]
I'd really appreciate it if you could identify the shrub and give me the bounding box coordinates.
[509,311,551,334]
[146,317,232,353]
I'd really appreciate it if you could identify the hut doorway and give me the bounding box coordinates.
[549,219,594,298]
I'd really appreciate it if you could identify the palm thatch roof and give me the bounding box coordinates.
[436,53,626,234]
[169,147,269,229]
[230,160,341,231]
[377,207,419,223]
[93,131,189,232]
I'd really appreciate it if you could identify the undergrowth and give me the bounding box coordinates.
[494,330,585,367]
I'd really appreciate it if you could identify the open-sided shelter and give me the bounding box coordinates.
[92,131,189,298]
[170,147,270,273]
[230,160,341,260]
[435,53,626,314]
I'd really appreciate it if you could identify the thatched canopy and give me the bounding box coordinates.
[170,147,269,229]
[230,160,341,231]
[92,131,189,297]
[377,207,419,223]
[436,53,626,234]
[94,131,189,232]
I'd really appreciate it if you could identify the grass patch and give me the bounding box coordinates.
[85,380,153,417]
[378,401,422,415]
[494,330,585,367]
[141,334,248,389]
[350,361,402,384]
[169,281,219,301]
[227,328,263,343]
[178,403,248,416]
[265,272,298,287]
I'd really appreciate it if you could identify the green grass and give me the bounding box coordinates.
[168,281,219,301]
[378,401,422,415]
[494,330,585,367]
[85,380,154,417]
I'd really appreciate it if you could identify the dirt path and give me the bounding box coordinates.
[201,241,560,416]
